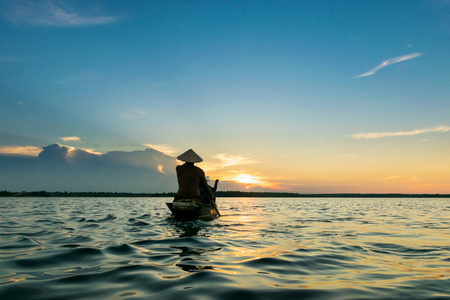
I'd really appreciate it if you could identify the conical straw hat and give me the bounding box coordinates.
[177,149,203,163]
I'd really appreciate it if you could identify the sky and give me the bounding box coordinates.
[0,0,449,194]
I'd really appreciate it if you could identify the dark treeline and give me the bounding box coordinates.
[218,191,450,198]
[0,191,175,197]
[1,190,449,198]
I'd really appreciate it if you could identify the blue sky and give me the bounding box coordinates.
[1,0,449,193]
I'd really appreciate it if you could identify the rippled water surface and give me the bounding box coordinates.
[1,197,449,300]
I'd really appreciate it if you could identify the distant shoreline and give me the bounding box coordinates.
[1,191,449,198]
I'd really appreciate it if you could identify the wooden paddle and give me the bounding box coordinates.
[211,198,220,216]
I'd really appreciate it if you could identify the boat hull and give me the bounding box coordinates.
[166,201,220,221]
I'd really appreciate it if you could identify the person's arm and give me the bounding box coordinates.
[211,179,219,192]
[199,170,214,200]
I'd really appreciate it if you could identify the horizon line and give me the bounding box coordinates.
[2,191,449,198]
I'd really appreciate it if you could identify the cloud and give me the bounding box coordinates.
[213,153,258,168]
[77,148,103,155]
[60,136,81,142]
[356,52,423,77]
[0,144,279,193]
[351,126,450,139]
[2,0,120,27]
[0,146,42,156]
[0,144,178,192]
[144,144,179,156]
[38,143,73,160]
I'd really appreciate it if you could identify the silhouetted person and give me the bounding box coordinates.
[174,149,214,203]
[200,178,219,203]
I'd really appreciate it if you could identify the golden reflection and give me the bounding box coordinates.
[132,245,151,254]
[213,266,241,275]
[161,273,188,280]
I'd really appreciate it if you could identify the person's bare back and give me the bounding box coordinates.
[175,149,214,201]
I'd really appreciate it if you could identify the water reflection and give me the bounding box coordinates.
[165,219,224,274]
[168,219,202,238]
[173,246,218,272]
[2,198,448,299]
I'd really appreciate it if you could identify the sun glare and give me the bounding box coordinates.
[233,174,261,184]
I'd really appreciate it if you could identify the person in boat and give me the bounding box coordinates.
[174,149,214,204]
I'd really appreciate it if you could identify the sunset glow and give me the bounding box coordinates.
[231,174,262,185]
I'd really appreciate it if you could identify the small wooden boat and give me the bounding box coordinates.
[166,199,220,221]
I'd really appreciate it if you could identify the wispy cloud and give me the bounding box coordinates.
[0,146,42,156]
[351,126,450,139]
[77,148,102,155]
[201,153,259,173]
[356,52,423,77]
[2,0,120,27]
[60,136,81,142]
[213,153,258,168]
[144,144,179,156]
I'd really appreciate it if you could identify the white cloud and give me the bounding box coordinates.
[3,0,120,27]
[357,52,423,77]
[76,148,102,155]
[213,153,258,168]
[351,126,450,139]
[144,144,179,156]
[60,136,81,142]
[201,154,259,173]
[0,146,42,156]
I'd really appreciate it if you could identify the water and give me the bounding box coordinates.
[0,197,449,300]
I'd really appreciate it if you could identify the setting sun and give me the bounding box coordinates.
[234,174,260,184]
[222,172,274,188]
